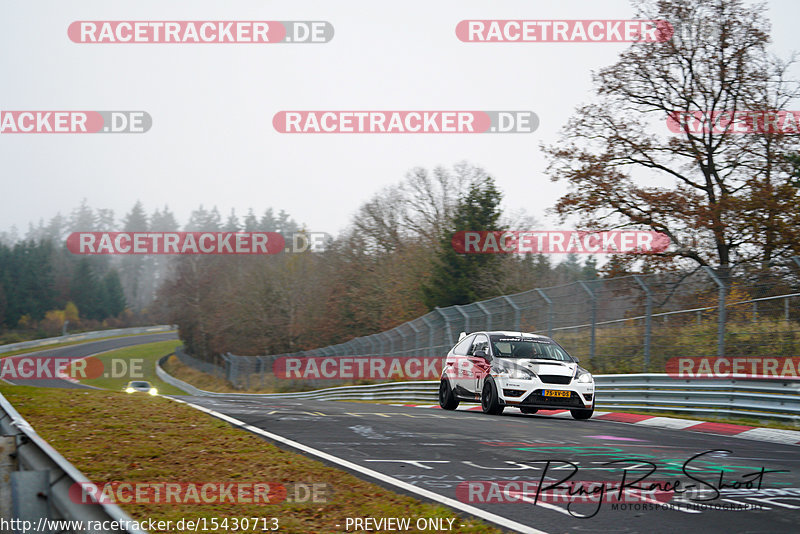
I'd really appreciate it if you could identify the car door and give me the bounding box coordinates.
[448,334,475,395]
[466,334,492,395]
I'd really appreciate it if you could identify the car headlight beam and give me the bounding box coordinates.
[493,365,534,380]
[575,367,593,383]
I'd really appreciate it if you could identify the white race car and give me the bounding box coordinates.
[438,331,595,419]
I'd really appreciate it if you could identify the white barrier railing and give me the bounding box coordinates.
[157,358,800,422]
[0,392,147,533]
[0,325,175,355]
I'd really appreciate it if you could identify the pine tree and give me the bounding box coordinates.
[102,269,126,317]
[422,177,505,308]
[70,258,105,320]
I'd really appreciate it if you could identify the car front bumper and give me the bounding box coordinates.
[495,377,594,410]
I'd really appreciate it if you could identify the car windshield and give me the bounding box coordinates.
[131,382,150,388]
[489,335,573,361]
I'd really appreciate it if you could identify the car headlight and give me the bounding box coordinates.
[575,367,593,383]
[493,364,534,380]
[148,388,158,395]
[125,387,135,393]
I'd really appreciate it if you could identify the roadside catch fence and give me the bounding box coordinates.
[173,258,800,389]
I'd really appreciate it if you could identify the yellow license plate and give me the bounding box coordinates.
[544,390,571,397]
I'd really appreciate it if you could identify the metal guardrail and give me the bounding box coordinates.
[0,392,147,534]
[158,359,800,422]
[0,325,175,355]
[157,355,439,402]
[596,374,800,421]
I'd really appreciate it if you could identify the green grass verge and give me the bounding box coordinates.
[0,385,502,534]
[76,340,185,395]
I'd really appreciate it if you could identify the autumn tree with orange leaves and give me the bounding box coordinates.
[544,0,800,282]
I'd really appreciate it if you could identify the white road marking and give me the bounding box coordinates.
[169,397,552,534]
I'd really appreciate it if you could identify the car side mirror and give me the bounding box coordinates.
[572,357,580,363]
[474,349,490,361]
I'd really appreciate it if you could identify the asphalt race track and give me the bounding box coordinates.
[180,396,800,534]
[1,332,177,388]
[4,333,799,533]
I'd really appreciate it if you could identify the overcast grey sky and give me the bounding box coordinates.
[2,0,798,236]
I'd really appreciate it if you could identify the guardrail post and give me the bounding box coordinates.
[703,266,727,357]
[535,289,553,338]
[578,281,596,362]
[421,315,436,357]
[434,307,454,346]
[407,321,421,356]
[502,296,521,331]
[0,436,14,520]
[454,305,470,333]
[12,471,51,526]
[634,275,652,372]
[476,302,491,331]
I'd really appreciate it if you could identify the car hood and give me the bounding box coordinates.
[496,358,576,377]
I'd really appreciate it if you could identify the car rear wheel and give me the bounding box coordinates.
[520,407,538,414]
[481,378,504,415]
[439,378,459,410]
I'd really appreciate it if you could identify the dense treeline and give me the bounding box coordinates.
[0,200,300,342]
[159,164,600,359]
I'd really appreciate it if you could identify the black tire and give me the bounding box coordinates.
[481,378,504,415]
[520,407,538,414]
[570,401,594,420]
[439,378,459,410]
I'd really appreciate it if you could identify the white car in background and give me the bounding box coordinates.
[438,331,595,419]
[124,380,158,396]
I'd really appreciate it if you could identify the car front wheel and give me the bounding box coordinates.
[481,378,504,415]
[570,401,594,420]
[439,378,459,410]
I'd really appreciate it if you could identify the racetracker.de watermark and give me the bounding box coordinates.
[456,20,674,42]
[0,356,142,380]
[273,111,538,133]
[667,110,800,134]
[456,480,675,504]
[0,111,151,133]
[66,232,330,255]
[273,356,442,380]
[666,357,800,379]
[68,21,334,43]
[452,231,670,254]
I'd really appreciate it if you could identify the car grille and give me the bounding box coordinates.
[538,375,572,385]
[521,391,583,407]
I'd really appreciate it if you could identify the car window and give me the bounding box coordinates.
[452,334,475,356]
[131,381,150,387]
[469,335,489,356]
[489,335,573,361]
